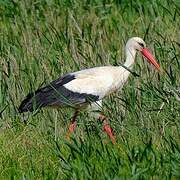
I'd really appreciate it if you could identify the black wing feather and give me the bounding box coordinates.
[18,74,99,113]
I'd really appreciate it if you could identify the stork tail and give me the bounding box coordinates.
[18,90,44,113]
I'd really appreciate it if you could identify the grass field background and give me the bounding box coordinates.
[0,0,180,179]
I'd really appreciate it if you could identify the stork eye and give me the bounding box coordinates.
[138,42,144,48]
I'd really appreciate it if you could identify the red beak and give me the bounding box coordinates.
[141,48,160,70]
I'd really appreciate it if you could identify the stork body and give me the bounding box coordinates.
[19,37,160,143]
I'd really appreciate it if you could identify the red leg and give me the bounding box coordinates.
[103,120,116,144]
[66,110,79,140]
[99,115,116,144]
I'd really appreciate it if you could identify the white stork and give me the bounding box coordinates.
[19,37,160,144]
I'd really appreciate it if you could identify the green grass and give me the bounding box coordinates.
[0,0,180,179]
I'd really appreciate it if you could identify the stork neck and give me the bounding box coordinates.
[123,47,137,69]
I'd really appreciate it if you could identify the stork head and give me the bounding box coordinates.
[126,37,146,51]
[126,37,160,70]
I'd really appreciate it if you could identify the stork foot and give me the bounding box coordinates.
[103,122,116,144]
[99,114,116,144]
[66,121,77,140]
[66,110,79,140]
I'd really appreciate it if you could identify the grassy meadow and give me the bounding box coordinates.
[0,0,180,179]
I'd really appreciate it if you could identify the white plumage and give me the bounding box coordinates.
[64,66,129,99]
